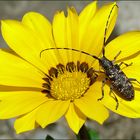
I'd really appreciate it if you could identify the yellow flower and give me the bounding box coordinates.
[0,1,140,134]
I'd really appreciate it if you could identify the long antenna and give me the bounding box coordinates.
[103,4,119,56]
[40,48,100,61]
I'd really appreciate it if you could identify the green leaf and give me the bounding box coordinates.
[77,125,100,140]
[45,135,55,140]
[87,128,100,140]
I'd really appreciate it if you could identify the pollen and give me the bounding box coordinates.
[51,71,90,100]
[42,61,98,101]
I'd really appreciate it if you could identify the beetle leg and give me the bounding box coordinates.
[98,78,108,101]
[109,85,119,110]
[129,78,140,85]
[119,62,133,67]
[94,70,105,74]
[93,64,105,74]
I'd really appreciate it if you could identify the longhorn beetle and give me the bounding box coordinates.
[40,4,140,110]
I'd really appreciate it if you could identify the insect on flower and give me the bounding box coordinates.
[40,4,140,110]
[1,0,140,134]
[94,4,140,110]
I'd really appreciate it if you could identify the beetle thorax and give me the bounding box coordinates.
[100,57,113,71]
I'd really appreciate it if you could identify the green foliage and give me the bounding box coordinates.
[76,127,100,140]
[45,135,55,140]
[87,128,100,140]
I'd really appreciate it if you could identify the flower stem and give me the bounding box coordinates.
[77,125,89,140]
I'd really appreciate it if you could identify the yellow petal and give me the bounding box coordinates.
[14,108,38,134]
[53,11,66,48]
[0,85,33,91]
[52,7,79,64]
[105,31,140,61]
[1,20,52,72]
[79,1,97,63]
[52,6,95,65]
[123,61,140,89]
[0,91,48,119]
[92,79,140,118]
[74,87,109,124]
[36,100,70,128]
[22,12,61,69]
[65,102,86,134]
[22,12,53,46]
[52,11,69,65]
[66,7,79,63]
[105,90,140,118]
[79,1,97,41]
[0,49,44,88]
[80,2,118,58]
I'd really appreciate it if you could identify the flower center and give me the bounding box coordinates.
[42,61,98,101]
[51,71,90,100]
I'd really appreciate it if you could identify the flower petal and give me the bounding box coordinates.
[66,7,79,63]
[122,61,140,89]
[74,87,109,124]
[1,20,53,72]
[92,79,140,118]
[36,100,70,128]
[52,7,79,64]
[65,102,86,134]
[52,11,68,65]
[22,12,61,68]
[79,2,118,57]
[105,31,140,61]
[0,49,44,88]
[79,1,97,41]
[0,91,48,119]
[14,109,38,134]
[22,12,53,46]
[104,90,140,118]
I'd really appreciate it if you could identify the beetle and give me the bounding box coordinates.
[40,4,140,110]
[93,4,140,109]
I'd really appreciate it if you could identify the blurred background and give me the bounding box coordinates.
[0,1,140,139]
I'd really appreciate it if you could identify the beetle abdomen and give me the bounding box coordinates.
[107,67,134,100]
[100,57,134,101]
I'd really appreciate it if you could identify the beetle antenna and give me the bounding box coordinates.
[103,4,119,56]
[40,48,100,61]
